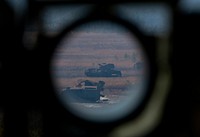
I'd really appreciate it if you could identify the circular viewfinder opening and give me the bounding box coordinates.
[51,21,149,122]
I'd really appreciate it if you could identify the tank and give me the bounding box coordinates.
[61,80,105,102]
[85,63,122,77]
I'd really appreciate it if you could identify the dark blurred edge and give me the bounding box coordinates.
[2,0,200,137]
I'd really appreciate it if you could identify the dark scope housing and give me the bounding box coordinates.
[1,0,200,137]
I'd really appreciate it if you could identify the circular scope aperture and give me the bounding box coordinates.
[51,21,149,122]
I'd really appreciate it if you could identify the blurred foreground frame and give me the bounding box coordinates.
[2,0,200,137]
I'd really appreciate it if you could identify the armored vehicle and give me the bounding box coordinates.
[61,80,105,102]
[85,63,122,77]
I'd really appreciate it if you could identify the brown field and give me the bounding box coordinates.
[51,32,147,97]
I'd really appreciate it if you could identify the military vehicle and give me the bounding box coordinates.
[61,80,105,102]
[85,63,122,77]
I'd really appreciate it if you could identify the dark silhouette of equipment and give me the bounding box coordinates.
[61,80,105,102]
[85,63,122,77]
